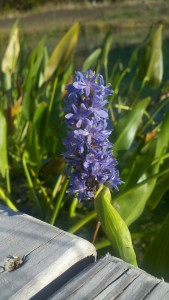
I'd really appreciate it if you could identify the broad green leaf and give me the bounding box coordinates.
[113,145,160,227]
[113,97,150,151]
[114,109,169,225]
[1,21,20,74]
[82,48,101,71]
[113,171,158,227]
[95,185,137,266]
[44,23,79,82]
[137,25,163,88]
[142,212,169,282]
[0,110,8,178]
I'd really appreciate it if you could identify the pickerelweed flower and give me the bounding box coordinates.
[63,70,122,201]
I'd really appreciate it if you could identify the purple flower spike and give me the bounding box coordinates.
[63,70,123,201]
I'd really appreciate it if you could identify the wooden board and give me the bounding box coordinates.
[0,204,96,300]
[49,254,169,300]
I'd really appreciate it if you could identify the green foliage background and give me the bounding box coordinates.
[0,21,169,281]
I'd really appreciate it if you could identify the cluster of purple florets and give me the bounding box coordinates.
[63,70,122,201]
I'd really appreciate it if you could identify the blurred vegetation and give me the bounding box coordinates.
[0,0,45,11]
[0,21,169,281]
[0,0,117,11]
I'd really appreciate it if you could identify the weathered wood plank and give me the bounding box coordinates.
[49,255,169,300]
[0,204,96,300]
[146,281,169,300]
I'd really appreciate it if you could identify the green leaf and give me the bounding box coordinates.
[68,210,97,234]
[1,21,20,74]
[101,30,113,70]
[113,136,164,226]
[0,110,8,178]
[113,109,169,225]
[26,123,39,165]
[33,101,47,125]
[142,212,169,282]
[113,173,158,227]
[111,66,130,95]
[0,188,17,211]
[25,103,47,166]
[137,24,163,88]
[94,185,137,266]
[22,37,45,120]
[113,97,150,151]
[33,101,47,153]
[82,48,101,71]
[44,23,79,82]
[113,138,162,226]
[126,138,157,188]
[155,109,169,159]
[148,170,169,210]
[148,109,169,208]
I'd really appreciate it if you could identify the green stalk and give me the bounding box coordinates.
[123,167,169,193]
[95,240,111,250]
[50,179,68,225]
[48,77,58,114]
[104,65,108,84]
[95,231,157,250]
[131,77,146,105]
[17,121,29,144]
[6,168,11,194]
[4,73,11,91]
[109,67,130,107]
[44,175,64,222]
[22,154,41,212]
[40,77,58,151]
[0,188,17,211]
[109,105,116,124]
[30,168,53,210]
[68,210,97,234]
[69,197,78,218]
[139,97,169,135]
[52,174,63,201]
[113,104,131,111]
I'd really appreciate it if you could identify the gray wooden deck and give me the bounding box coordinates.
[49,255,169,300]
[0,204,96,299]
[0,204,169,300]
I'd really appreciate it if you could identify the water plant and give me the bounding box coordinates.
[63,70,122,201]
[0,21,169,280]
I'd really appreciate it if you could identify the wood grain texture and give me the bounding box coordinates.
[49,254,169,300]
[0,205,96,300]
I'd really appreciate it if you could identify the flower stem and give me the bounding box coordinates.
[50,179,68,225]
[22,153,41,213]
